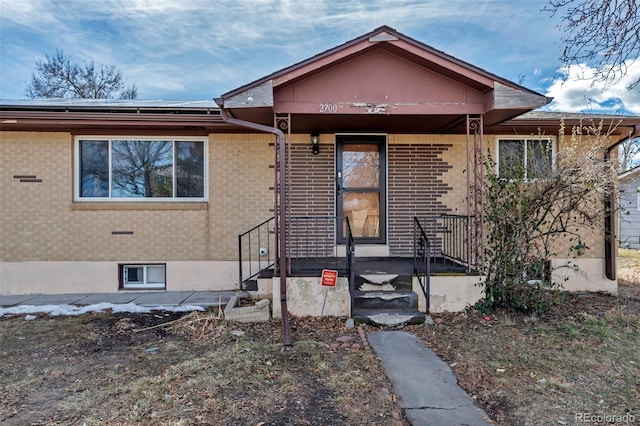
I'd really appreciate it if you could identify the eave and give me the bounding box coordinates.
[490,111,640,142]
[0,110,250,134]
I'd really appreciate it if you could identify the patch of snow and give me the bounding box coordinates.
[359,283,396,291]
[149,305,205,313]
[0,303,205,318]
[359,274,398,284]
[24,314,37,321]
[367,313,415,327]
[360,292,405,300]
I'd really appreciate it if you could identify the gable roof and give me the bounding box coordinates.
[221,25,545,101]
[217,26,551,130]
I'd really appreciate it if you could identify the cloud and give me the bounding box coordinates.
[545,60,640,115]
[0,0,601,106]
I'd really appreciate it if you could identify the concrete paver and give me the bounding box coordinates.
[1,293,92,306]
[0,291,248,308]
[368,330,493,426]
[77,292,147,305]
[0,294,40,307]
[182,290,241,306]
[125,291,196,306]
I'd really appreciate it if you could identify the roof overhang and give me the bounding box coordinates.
[620,166,640,182]
[0,100,246,133]
[491,111,640,145]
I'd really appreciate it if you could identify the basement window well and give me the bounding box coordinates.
[119,264,166,289]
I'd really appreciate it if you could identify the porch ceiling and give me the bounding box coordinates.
[284,113,463,133]
[225,111,544,135]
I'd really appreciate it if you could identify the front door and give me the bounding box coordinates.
[336,135,386,243]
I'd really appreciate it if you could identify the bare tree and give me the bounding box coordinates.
[618,137,640,172]
[480,119,618,313]
[26,49,138,99]
[112,141,173,197]
[545,0,640,89]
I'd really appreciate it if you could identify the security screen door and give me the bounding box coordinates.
[336,135,386,243]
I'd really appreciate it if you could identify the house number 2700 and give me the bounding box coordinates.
[319,103,338,113]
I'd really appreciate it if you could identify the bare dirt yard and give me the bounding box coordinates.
[0,313,407,426]
[2,254,639,425]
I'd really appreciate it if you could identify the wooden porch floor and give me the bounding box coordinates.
[264,256,469,277]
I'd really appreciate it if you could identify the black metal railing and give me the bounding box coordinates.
[287,216,347,272]
[286,215,356,315]
[345,217,355,317]
[413,217,431,314]
[238,217,275,290]
[419,214,471,272]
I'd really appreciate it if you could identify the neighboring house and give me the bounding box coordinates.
[619,166,640,249]
[2,27,639,322]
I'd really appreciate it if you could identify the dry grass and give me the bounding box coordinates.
[0,313,406,426]
[409,292,640,425]
[618,248,640,294]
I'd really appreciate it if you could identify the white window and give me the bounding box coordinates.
[496,137,555,179]
[75,137,207,201]
[120,264,166,289]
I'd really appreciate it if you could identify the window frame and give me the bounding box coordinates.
[119,263,166,290]
[74,136,208,202]
[495,136,556,180]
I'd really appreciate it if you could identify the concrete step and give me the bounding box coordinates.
[353,308,426,328]
[352,290,418,310]
[242,279,258,291]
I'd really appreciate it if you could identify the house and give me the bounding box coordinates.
[619,166,640,249]
[2,26,639,325]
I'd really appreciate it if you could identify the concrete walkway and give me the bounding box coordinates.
[368,331,493,426]
[0,290,244,308]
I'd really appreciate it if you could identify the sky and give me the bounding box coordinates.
[0,0,638,115]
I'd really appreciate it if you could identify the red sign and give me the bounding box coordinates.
[321,269,338,287]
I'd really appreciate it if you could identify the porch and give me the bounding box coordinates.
[239,214,483,325]
[282,256,467,277]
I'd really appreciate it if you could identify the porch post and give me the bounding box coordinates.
[216,106,292,346]
[466,114,484,272]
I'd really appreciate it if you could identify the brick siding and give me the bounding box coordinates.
[1,131,607,267]
[0,132,274,262]
[288,142,335,217]
[388,143,453,255]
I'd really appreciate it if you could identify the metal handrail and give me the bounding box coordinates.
[413,217,431,314]
[238,217,275,289]
[286,216,345,272]
[420,214,472,273]
[345,217,355,317]
[285,215,356,314]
